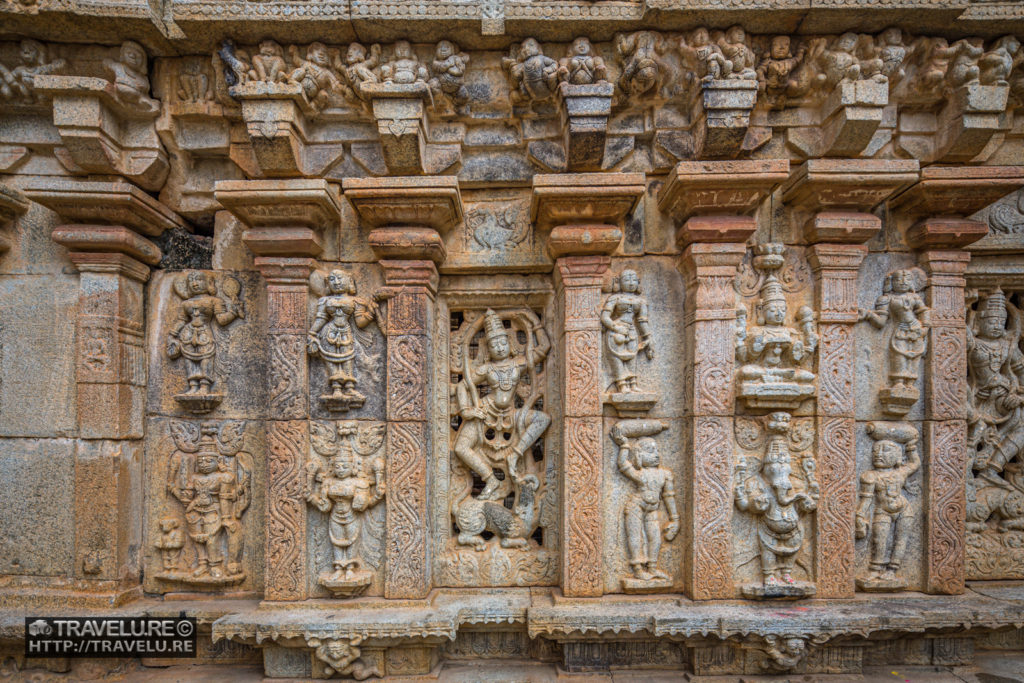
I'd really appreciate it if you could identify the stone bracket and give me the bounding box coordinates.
[690,79,757,159]
[33,75,169,191]
[817,80,889,158]
[364,82,433,176]
[230,82,316,178]
[934,84,1010,163]
[559,82,613,173]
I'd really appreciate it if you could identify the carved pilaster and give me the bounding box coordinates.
[891,168,1006,595]
[783,160,915,599]
[0,184,29,259]
[536,173,639,598]
[661,161,787,599]
[216,178,340,600]
[28,179,179,606]
[348,175,459,600]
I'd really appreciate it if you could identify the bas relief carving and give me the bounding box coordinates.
[734,412,819,598]
[856,422,921,592]
[166,271,245,414]
[612,420,678,593]
[442,307,557,587]
[966,289,1024,579]
[308,270,386,414]
[602,269,657,415]
[307,421,386,597]
[735,244,817,411]
[859,268,930,417]
[157,420,253,586]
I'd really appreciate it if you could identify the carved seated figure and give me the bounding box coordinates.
[429,40,469,107]
[248,40,287,84]
[734,412,818,598]
[504,38,559,104]
[1,40,65,102]
[380,40,428,86]
[736,276,817,409]
[718,25,757,80]
[856,422,921,591]
[103,41,159,114]
[558,36,606,86]
[681,27,729,84]
[757,35,807,107]
[288,42,341,110]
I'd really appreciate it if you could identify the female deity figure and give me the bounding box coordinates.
[308,270,383,412]
[601,270,654,395]
[166,271,244,411]
[734,412,819,597]
[860,267,930,415]
[305,435,385,595]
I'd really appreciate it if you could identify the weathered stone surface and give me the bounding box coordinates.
[1,11,1024,681]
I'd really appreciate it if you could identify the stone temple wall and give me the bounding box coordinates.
[1,1,1024,679]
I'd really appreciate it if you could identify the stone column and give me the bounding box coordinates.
[890,167,1024,594]
[0,184,29,258]
[345,176,461,599]
[27,178,184,605]
[534,173,643,598]
[781,160,919,599]
[658,160,789,599]
[216,179,340,601]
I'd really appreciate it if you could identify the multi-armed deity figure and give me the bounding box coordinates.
[306,423,386,596]
[860,267,931,415]
[308,270,384,413]
[453,309,551,502]
[164,422,252,584]
[735,412,819,597]
[166,271,244,412]
[601,269,654,397]
[967,290,1024,486]
[612,421,679,591]
[855,421,921,591]
[736,271,817,410]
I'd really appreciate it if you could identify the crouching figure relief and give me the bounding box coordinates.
[735,412,819,598]
[307,421,386,597]
[612,419,679,593]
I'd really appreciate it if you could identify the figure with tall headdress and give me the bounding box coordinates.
[968,289,1024,483]
[453,309,551,501]
[601,269,653,394]
[736,274,817,409]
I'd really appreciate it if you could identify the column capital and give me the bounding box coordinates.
[379,259,439,294]
[890,165,1024,220]
[658,160,788,223]
[781,159,919,215]
[548,225,622,260]
[805,211,881,245]
[26,178,185,238]
[680,242,748,276]
[907,218,988,251]
[807,242,870,273]
[554,254,612,288]
[532,172,644,232]
[677,215,756,249]
[344,176,463,233]
[252,256,319,285]
[368,226,446,264]
[52,225,161,282]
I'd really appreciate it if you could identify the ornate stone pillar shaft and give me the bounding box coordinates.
[660,160,788,599]
[889,166,1023,594]
[28,179,182,604]
[535,173,642,598]
[782,160,919,599]
[217,178,339,601]
[346,176,461,599]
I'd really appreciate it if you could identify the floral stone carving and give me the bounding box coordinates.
[307,421,386,597]
[166,271,245,414]
[308,270,385,413]
[158,421,252,585]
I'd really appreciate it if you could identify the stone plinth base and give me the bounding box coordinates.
[740,582,816,600]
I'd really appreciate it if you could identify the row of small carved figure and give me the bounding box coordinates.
[210,29,1023,113]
